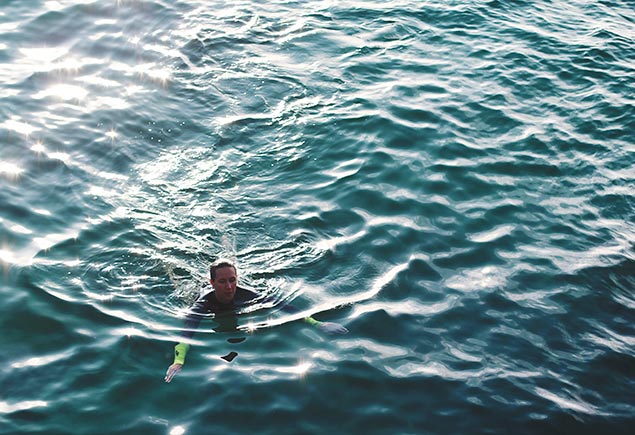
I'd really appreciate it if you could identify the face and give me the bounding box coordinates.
[211,266,237,304]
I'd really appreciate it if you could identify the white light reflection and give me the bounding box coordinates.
[534,387,600,415]
[169,426,186,435]
[47,152,71,164]
[86,186,117,198]
[63,259,81,267]
[276,361,312,376]
[52,57,84,73]
[0,23,19,32]
[143,43,181,58]
[95,19,118,26]
[106,129,118,140]
[0,400,48,413]
[33,231,78,251]
[124,85,147,96]
[10,224,32,235]
[31,141,46,153]
[110,61,171,85]
[11,352,67,369]
[145,68,171,84]
[123,327,140,338]
[33,208,52,216]
[90,96,129,110]
[445,266,508,292]
[44,1,65,11]
[20,46,68,63]
[44,0,97,10]
[1,46,99,84]
[1,118,39,136]
[33,84,88,101]
[77,75,119,88]
[0,249,16,264]
[0,161,25,177]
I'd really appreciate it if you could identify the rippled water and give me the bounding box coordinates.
[2,1,635,434]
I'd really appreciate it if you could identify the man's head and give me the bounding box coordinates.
[210,258,238,303]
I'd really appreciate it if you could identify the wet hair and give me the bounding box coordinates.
[210,258,236,281]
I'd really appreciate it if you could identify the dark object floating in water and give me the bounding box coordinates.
[227,337,246,344]
[221,351,238,362]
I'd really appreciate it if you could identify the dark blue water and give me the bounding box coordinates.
[2,1,635,434]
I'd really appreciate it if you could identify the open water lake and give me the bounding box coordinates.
[1,1,635,434]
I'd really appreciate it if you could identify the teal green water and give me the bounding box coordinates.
[2,1,635,434]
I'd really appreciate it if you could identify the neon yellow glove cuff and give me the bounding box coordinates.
[174,343,190,365]
[304,317,321,327]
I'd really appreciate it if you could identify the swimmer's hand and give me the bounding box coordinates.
[318,321,348,335]
[164,363,183,383]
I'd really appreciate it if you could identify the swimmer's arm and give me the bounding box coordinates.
[304,316,348,334]
[165,298,207,383]
[165,342,189,383]
[280,302,348,334]
[164,316,201,383]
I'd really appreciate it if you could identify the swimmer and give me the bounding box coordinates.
[164,258,348,383]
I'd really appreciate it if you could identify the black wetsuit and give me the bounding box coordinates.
[180,285,259,339]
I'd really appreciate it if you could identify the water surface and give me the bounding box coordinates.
[1,1,635,434]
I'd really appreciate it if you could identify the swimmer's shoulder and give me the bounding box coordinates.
[235,286,259,302]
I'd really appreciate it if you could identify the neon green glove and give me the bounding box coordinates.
[173,343,190,365]
[304,317,321,326]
